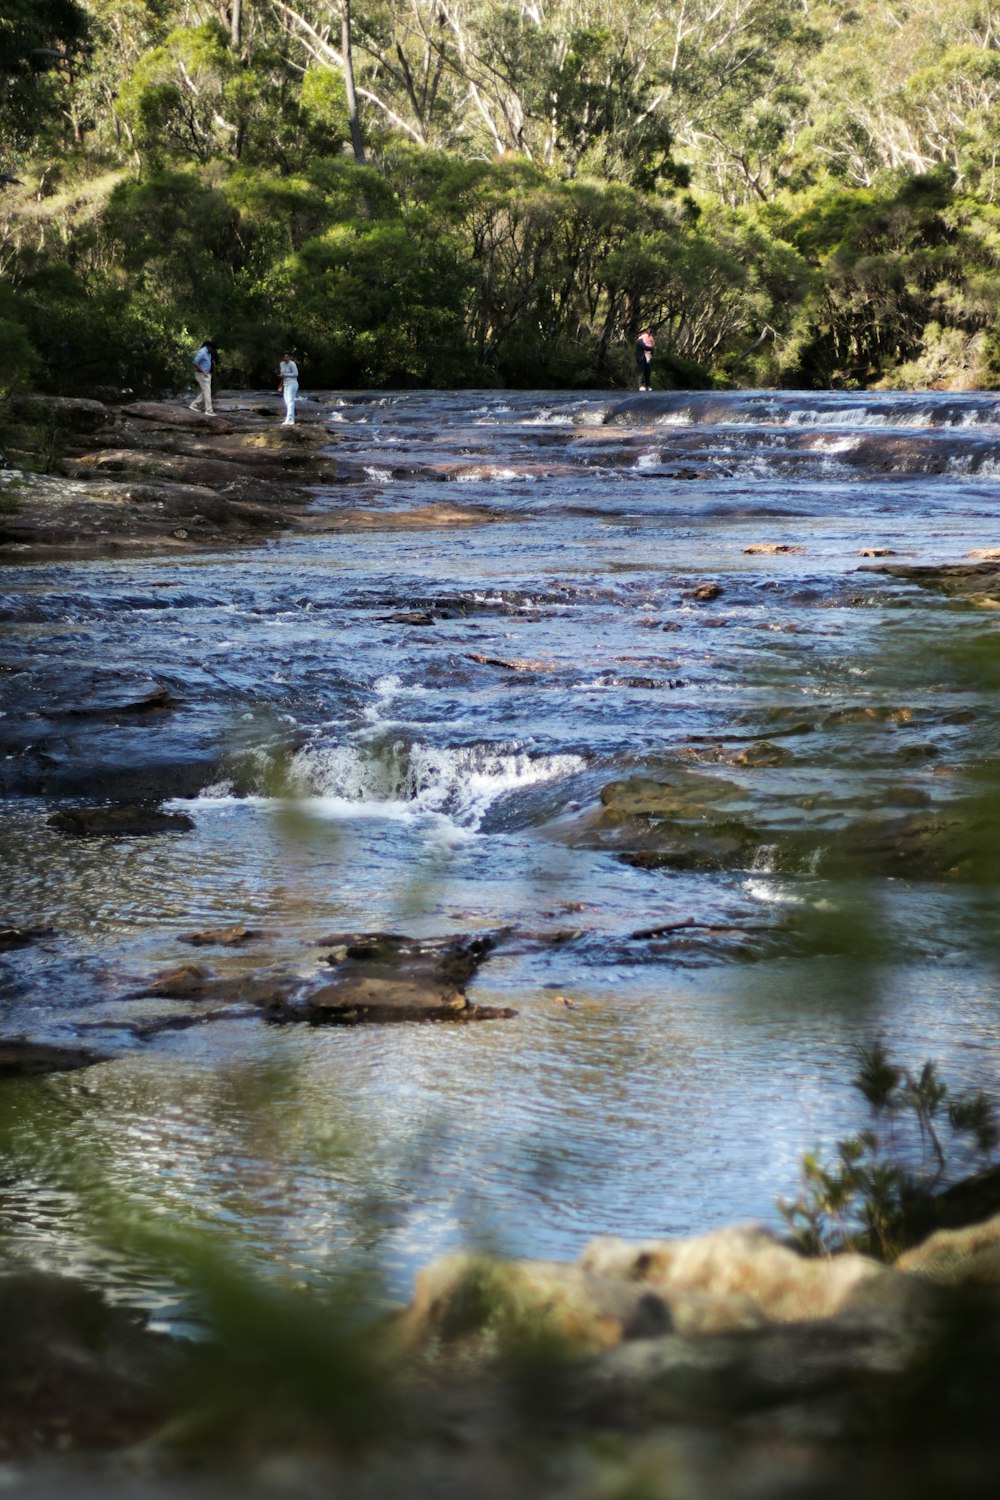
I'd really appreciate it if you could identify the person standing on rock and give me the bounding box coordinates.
[190,339,217,415]
[278,350,299,427]
[636,328,655,391]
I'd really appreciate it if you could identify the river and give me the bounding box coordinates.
[2,387,999,1323]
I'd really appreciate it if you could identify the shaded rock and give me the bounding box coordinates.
[687,583,723,601]
[12,394,110,432]
[897,1214,1000,1287]
[269,932,514,1025]
[46,805,195,837]
[0,1272,172,1456]
[0,1039,112,1078]
[179,924,263,948]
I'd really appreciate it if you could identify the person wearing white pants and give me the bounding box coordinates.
[278,351,299,426]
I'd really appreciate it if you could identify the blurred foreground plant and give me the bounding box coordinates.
[779,1038,998,1261]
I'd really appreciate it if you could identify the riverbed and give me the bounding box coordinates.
[2,387,1000,1320]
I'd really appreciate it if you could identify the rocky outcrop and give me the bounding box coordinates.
[402,1224,937,1358]
[266,932,515,1024]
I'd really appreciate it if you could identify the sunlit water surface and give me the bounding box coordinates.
[2,388,1000,1318]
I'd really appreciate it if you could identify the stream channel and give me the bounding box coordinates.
[2,387,1000,1325]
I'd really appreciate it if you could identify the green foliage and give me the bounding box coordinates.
[780,1040,999,1261]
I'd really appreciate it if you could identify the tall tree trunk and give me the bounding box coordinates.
[342,0,366,164]
[231,0,243,51]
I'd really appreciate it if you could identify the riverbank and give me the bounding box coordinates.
[3,1198,1000,1499]
[0,395,503,559]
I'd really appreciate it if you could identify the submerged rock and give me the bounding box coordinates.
[46,805,195,837]
[0,926,53,952]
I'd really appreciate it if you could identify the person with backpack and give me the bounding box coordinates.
[635,328,655,391]
[190,340,217,414]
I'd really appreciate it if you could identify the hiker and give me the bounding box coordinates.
[278,350,299,427]
[190,339,217,414]
[636,328,655,391]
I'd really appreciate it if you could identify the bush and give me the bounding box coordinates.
[780,1039,998,1261]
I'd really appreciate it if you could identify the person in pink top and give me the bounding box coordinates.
[635,328,655,391]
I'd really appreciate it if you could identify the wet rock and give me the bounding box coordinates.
[0,926,54,952]
[687,583,723,601]
[0,1272,171,1456]
[139,964,288,1008]
[143,963,212,997]
[869,559,1000,604]
[0,1038,112,1078]
[743,543,803,555]
[598,772,746,822]
[466,653,557,673]
[269,932,515,1025]
[65,682,180,718]
[731,740,789,767]
[179,924,264,948]
[46,805,195,837]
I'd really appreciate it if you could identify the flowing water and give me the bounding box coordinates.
[2,387,1000,1321]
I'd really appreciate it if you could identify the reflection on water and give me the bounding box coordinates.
[2,389,1000,1314]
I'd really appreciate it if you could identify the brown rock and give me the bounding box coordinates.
[179,924,263,948]
[269,932,513,1025]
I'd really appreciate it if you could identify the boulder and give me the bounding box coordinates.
[46,805,195,836]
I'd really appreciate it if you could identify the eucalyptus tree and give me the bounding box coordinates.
[0,0,90,163]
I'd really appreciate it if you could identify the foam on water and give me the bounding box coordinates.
[282,737,587,830]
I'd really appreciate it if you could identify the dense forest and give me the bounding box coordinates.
[4,0,1000,395]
